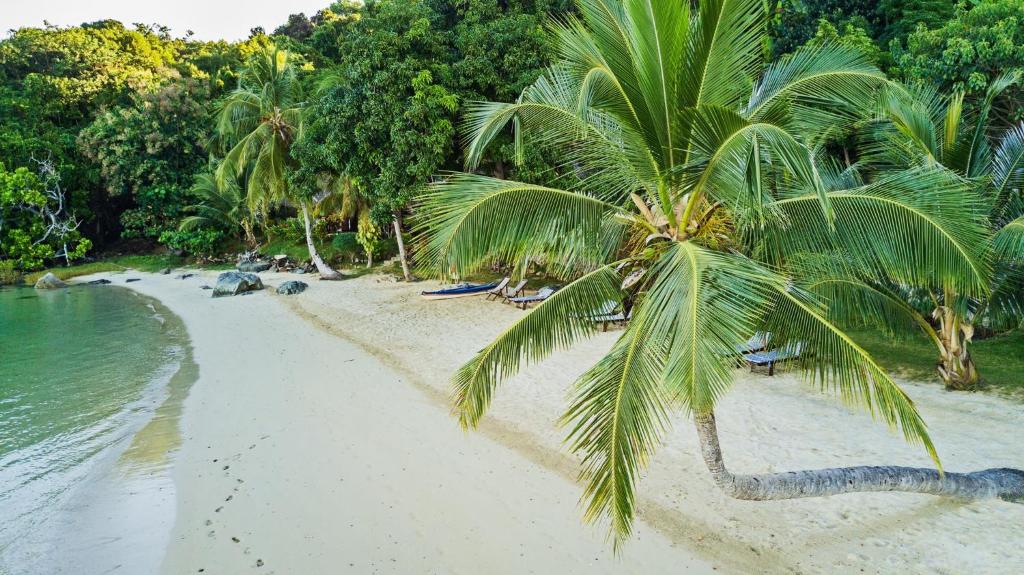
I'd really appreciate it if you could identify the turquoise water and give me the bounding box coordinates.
[0,283,195,574]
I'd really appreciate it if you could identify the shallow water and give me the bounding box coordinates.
[0,283,196,574]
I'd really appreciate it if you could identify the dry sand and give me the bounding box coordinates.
[92,269,1024,574]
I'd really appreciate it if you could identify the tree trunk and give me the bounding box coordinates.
[301,201,342,280]
[935,305,978,390]
[242,219,257,251]
[393,213,412,282]
[694,412,1024,501]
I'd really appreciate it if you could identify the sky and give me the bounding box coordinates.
[3,1,334,41]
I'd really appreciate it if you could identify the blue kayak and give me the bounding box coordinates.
[421,282,500,300]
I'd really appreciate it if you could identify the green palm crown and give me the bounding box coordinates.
[415,0,992,543]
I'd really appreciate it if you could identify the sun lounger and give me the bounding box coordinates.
[735,332,770,354]
[485,277,511,300]
[500,279,528,303]
[745,342,804,376]
[591,302,631,331]
[509,286,558,309]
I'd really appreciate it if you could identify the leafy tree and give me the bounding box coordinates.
[299,0,459,280]
[78,80,211,242]
[876,0,954,46]
[416,0,1024,545]
[215,46,341,278]
[297,0,556,280]
[1,161,91,269]
[0,20,185,242]
[806,19,883,65]
[892,0,1024,123]
[768,0,878,57]
[274,13,316,41]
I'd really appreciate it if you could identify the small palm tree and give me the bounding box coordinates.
[216,46,341,279]
[416,0,1023,544]
[180,172,258,250]
[827,73,1024,389]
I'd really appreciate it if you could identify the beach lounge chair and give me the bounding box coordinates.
[485,277,511,300]
[735,332,770,354]
[591,302,631,331]
[500,279,528,303]
[745,342,804,376]
[509,286,558,309]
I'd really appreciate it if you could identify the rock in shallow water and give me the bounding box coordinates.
[276,280,307,295]
[34,272,67,290]
[237,261,271,273]
[212,272,263,298]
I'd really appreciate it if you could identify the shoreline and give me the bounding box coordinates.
[0,285,196,575]
[78,269,1024,573]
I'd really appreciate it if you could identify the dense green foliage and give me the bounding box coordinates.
[78,81,212,240]
[3,0,1014,270]
[892,0,1024,122]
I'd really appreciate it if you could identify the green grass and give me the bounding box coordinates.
[850,328,1024,394]
[24,254,187,283]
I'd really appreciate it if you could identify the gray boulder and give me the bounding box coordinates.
[160,267,172,275]
[212,272,264,298]
[276,280,308,295]
[237,261,272,273]
[34,272,67,290]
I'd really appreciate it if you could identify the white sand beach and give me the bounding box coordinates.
[89,270,1024,574]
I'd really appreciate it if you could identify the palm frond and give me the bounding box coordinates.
[453,264,624,427]
[760,167,990,294]
[991,122,1024,221]
[413,174,623,277]
[746,43,885,135]
[562,299,671,545]
[681,0,765,110]
[761,285,939,468]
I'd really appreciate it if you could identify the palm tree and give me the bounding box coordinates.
[216,46,342,279]
[823,73,1024,389]
[180,172,258,250]
[415,0,1024,544]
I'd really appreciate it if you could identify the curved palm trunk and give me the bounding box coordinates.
[300,201,342,280]
[695,412,1023,501]
[935,305,978,390]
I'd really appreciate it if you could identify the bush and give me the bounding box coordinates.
[157,228,225,257]
[267,216,329,244]
[331,232,361,262]
[0,260,21,285]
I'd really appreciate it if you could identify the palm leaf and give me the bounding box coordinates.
[453,264,624,427]
[413,174,623,277]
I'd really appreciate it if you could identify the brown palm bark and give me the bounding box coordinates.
[301,201,342,280]
[695,412,1024,501]
[935,305,978,390]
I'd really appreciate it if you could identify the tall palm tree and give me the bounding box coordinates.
[821,73,1024,389]
[180,172,258,250]
[216,46,341,279]
[415,0,1024,544]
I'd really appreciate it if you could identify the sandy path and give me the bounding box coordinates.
[275,272,1024,575]
[90,271,716,574]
